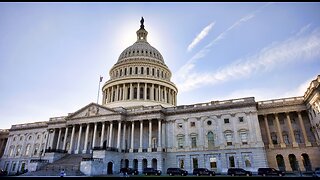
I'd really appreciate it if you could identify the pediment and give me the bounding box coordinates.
[66,103,118,119]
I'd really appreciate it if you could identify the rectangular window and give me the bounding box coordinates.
[226,133,232,145]
[190,122,195,127]
[229,156,235,168]
[191,137,197,148]
[239,117,244,122]
[224,118,230,124]
[210,157,217,168]
[178,137,184,148]
[240,132,248,145]
[193,158,198,169]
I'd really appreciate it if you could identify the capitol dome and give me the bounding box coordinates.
[102,17,178,108]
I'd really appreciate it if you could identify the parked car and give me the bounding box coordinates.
[120,167,139,175]
[227,168,252,176]
[313,167,320,177]
[258,168,285,176]
[192,168,215,176]
[142,168,161,176]
[166,168,188,176]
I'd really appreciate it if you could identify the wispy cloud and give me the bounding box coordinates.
[176,3,272,82]
[175,27,320,92]
[177,13,257,82]
[187,22,215,52]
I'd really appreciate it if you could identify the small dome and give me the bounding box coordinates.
[117,41,164,63]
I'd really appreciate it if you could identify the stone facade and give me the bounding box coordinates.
[0,18,319,176]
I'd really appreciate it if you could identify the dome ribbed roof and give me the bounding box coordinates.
[117,41,164,63]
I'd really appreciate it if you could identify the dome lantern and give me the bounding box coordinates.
[136,17,148,42]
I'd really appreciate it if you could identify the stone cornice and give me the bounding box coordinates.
[304,75,320,101]
[257,96,304,109]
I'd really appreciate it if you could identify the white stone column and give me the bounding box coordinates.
[130,122,135,152]
[92,122,97,148]
[62,127,69,151]
[122,123,127,150]
[274,113,286,148]
[106,123,110,146]
[117,121,122,150]
[116,85,119,101]
[139,120,143,152]
[111,86,114,102]
[130,83,133,100]
[76,124,82,154]
[122,84,126,100]
[108,122,113,147]
[158,120,162,148]
[297,111,311,146]
[144,83,147,100]
[158,85,161,101]
[263,115,274,148]
[49,129,55,150]
[56,128,61,150]
[286,112,298,147]
[69,125,75,153]
[137,83,140,100]
[100,122,105,147]
[164,87,167,103]
[148,120,152,151]
[151,84,154,101]
[83,123,90,154]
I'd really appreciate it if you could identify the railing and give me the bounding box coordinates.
[82,158,103,162]
[151,148,157,152]
[30,159,49,163]
[45,149,67,153]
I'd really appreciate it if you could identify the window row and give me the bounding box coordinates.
[12,134,46,142]
[111,66,169,80]
[8,143,45,157]
[176,130,249,149]
[120,49,162,60]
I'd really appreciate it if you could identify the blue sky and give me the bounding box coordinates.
[0,2,320,129]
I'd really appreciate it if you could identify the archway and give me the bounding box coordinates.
[276,154,286,171]
[152,158,157,169]
[289,154,298,171]
[107,162,113,174]
[125,159,129,168]
[103,140,107,149]
[302,153,312,171]
[142,159,148,170]
[133,159,138,170]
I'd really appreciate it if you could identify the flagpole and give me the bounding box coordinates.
[97,76,103,104]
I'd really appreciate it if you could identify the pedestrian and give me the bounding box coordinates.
[60,169,66,177]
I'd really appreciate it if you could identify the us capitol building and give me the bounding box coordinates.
[0,18,319,176]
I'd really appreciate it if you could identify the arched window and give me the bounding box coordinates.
[15,145,21,156]
[129,67,132,75]
[25,144,31,156]
[135,67,138,74]
[9,146,15,157]
[141,67,144,74]
[207,131,215,149]
[133,87,137,99]
[147,67,149,75]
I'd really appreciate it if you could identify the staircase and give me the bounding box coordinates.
[20,154,91,176]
